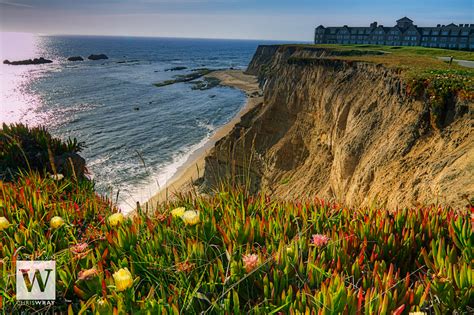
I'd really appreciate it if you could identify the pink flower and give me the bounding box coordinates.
[242,254,259,273]
[77,268,99,281]
[311,234,330,247]
[70,243,88,254]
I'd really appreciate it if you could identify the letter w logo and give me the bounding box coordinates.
[16,261,56,301]
[19,268,53,292]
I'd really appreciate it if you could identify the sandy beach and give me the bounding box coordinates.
[142,70,262,209]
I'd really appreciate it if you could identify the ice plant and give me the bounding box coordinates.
[50,216,65,229]
[108,213,124,227]
[171,207,186,218]
[181,210,200,225]
[113,268,133,292]
[0,217,10,230]
[242,254,259,273]
[311,234,330,247]
[50,173,64,181]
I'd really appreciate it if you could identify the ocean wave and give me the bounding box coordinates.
[117,134,212,213]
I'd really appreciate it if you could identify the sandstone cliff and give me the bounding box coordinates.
[204,45,473,209]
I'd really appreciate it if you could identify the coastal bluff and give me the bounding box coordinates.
[203,45,473,209]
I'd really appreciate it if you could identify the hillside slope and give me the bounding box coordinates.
[203,45,473,209]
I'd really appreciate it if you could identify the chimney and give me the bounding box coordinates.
[442,25,445,27]
[470,24,474,27]
[370,22,378,28]
[437,24,441,27]
[459,24,463,27]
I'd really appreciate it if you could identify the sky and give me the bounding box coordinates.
[0,0,473,40]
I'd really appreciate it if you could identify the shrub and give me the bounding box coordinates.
[0,123,84,181]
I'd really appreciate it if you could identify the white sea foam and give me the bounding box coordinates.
[117,132,214,213]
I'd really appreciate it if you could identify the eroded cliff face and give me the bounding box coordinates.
[204,45,473,209]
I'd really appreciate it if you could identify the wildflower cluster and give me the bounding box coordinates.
[0,172,471,314]
[0,124,471,313]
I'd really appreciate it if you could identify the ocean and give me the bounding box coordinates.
[0,33,284,212]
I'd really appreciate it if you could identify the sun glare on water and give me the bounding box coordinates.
[0,32,45,125]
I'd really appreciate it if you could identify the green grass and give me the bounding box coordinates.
[0,125,472,313]
[285,44,474,61]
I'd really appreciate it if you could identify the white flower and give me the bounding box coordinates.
[50,174,64,181]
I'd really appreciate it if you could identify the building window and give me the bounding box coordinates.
[431,37,438,41]
[441,31,449,35]
[432,31,439,35]
[422,30,430,35]
[461,31,469,36]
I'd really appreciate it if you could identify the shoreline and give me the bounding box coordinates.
[142,70,262,209]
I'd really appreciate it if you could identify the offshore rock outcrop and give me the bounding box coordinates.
[204,45,473,209]
[3,57,52,65]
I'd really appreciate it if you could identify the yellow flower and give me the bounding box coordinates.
[181,210,200,225]
[50,216,65,229]
[113,268,133,291]
[108,213,124,227]
[409,313,427,315]
[286,246,294,255]
[171,207,186,218]
[0,217,10,230]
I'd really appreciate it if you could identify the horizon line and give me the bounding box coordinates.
[0,31,309,43]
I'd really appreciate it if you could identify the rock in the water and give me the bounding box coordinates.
[165,66,187,72]
[67,56,84,61]
[88,54,108,60]
[3,57,53,65]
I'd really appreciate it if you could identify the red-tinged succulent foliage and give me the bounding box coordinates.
[0,124,472,314]
[0,173,472,314]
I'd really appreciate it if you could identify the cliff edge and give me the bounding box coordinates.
[204,45,473,209]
